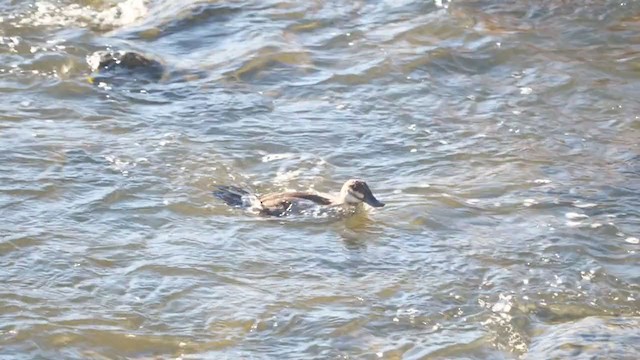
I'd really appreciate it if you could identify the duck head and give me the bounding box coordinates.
[340,179,385,208]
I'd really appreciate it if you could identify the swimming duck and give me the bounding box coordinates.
[214,179,385,217]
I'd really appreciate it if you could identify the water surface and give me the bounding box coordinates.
[1,0,639,359]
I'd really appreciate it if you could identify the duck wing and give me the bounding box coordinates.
[259,192,333,216]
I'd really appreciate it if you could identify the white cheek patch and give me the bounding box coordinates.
[345,191,364,204]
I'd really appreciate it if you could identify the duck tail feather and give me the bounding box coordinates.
[213,185,250,207]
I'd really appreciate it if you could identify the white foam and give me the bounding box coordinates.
[573,202,597,208]
[565,212,589,220]
[261,153,296,162]
[520,87,533,95]
[625,237,639,244]
[273,169,302,187]
[17,0,147,30]
[241,195,263,212]
[566,221,583,227]
[581,270,594,281]
[491,294,513,313]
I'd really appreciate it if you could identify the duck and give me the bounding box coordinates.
[214,179,385,217]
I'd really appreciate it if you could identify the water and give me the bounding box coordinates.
[1,0,639,358]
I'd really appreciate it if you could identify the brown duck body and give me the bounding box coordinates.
[257,191,335,216]
[214,179,385,217]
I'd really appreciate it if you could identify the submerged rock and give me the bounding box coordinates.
[87,50,165,83]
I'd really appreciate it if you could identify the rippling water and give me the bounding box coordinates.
[1,0,639,359]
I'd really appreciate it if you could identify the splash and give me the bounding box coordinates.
[16,0,148,31]
[241,194,263,213]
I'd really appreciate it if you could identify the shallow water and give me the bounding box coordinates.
[1,0,639,359]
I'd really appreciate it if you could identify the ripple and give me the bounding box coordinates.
[527,317,640,359]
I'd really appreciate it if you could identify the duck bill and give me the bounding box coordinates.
[363,191,385,208]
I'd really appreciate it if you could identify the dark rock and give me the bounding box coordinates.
[87,50,165,83]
